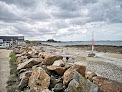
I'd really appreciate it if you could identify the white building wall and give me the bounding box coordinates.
[18,41,25,45]
[0,42,9,48]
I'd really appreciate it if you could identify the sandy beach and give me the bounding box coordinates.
[42,45,122,83]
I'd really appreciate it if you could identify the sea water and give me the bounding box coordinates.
[42,41,122,46]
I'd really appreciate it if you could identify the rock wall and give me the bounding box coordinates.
[11,45,122,92]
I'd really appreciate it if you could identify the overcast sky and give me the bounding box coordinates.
[0,0,122,41]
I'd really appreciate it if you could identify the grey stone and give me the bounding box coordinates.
[65,71,100,92]
[49,75,58,89]
[53,83,63,92]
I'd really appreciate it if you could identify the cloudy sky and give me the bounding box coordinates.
[0,0,122,41]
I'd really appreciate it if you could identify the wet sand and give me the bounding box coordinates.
[65,45,122,54]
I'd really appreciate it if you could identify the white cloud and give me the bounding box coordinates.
[0,0,122,41]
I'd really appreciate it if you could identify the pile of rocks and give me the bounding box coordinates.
[13,46,122,92]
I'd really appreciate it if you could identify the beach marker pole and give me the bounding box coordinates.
[88,30,95,57]
[92,31,94,54]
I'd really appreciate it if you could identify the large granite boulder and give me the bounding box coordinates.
[85,72,97,81]
[19,69,27,74]
[28,51,33,55]
[19,72,26,80]
[19,71,32,90]
[64,63,73,70]
[41,89,52,92]
[21,51,27,56]
[39,54,63,65]
[63,64,86,85]
[29,88,52,92]
[16,54,22,57]
[49,75,58,89]
[53,83,63,92]
[47,66,66,75]
[49,75,63,90]
[52,60,65,67]
[39,52,47,59]
[16,56,27,64]
[65,71,99,92]
[17,58,40,70]
[28,67,50,91]
[92,76,122,92]
[33,50,40,56]
[29,88,37,92]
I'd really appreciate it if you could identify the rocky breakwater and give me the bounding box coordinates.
[11,46,122,92]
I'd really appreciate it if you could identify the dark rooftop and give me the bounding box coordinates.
[0,36,24,41]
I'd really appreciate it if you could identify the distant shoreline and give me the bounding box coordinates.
[41,41,122,47]
[36,40,122,42]
[42,44,122,54]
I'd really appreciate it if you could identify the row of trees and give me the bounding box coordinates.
[46,39,57,42]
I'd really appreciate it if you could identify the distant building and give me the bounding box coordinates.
[0,36,25,48]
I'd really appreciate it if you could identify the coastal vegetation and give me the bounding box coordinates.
[25,40,37,44]
[7,52,20,92]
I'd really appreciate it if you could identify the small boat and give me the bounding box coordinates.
[88,31,95,57]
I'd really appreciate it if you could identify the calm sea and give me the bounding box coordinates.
[41,41,122,46]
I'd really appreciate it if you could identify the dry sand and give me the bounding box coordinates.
[0,49,12,92]
[104,53,122,59]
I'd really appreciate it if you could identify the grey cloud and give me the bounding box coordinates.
[81,0,97,5]
[52,10,81,19]
[54,0,79,11]
[7,22,56,40]
[0,1,30,23]
[29,11,51,21]
[0,2,21,22]
[1,0,36,8]
[45,0,78,11]
[87,0,122,23]
[50,20,70,29]
[69,17,91,26]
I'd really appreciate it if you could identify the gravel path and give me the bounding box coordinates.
[75,57,122,82]
[0,49,12,92]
